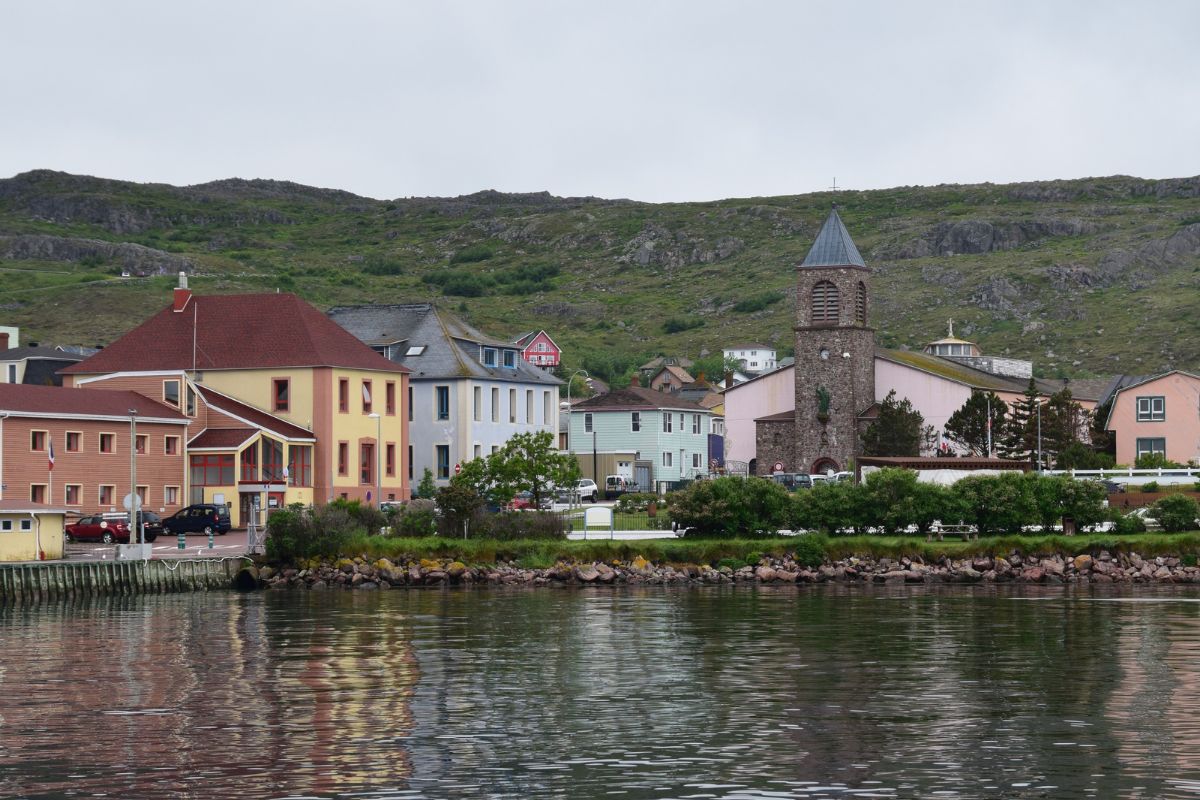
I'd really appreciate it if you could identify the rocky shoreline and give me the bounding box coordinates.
[256,550,1200,590]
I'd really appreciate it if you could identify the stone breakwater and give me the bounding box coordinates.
[260,550,1200,590]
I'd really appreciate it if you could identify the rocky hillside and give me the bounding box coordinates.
[1,168,1198,381]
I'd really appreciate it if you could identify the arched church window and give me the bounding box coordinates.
[855,282,867,325]
[812,280,839,323]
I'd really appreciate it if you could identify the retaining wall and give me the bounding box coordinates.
[0,558,245,604]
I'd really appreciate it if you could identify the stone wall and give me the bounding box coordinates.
[755,417,796,474]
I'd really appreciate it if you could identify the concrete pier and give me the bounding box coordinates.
[0,558,246,603]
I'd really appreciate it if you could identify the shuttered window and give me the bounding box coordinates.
[856,282,867,325]
[812,280,839,323]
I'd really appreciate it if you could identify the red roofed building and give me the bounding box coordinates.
[512,330,561,369]
[59,277,411,525]
[0,384,190,522]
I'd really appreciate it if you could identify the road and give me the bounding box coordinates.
[64,528,253,561]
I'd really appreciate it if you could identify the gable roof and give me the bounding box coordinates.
[653,365,694,384]
[195,384,314,440]
[876,349,1096,399]
[513,329,559,350]
[800,207,867,269]
[572,385,709,413]
[188,428,258,450]
[0,384,188,422]
[61,293,407,375]
[327,304,561,385]
[0,345,84,363]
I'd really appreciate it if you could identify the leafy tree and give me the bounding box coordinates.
[668,476,792,538]
[1057,440,1115,470]
[861,390,932,457]
[691,353,744,386]
[953,472,1037,535]
[859,468,962,534]
[1152,494,1200,533]
[793,481,871,535]
[416,468,437,500]
[1089,397,1115,458]
[434,482,485,537]
[452,431,579,508]
[944,391,1007,456]
[1056,478,1108,530]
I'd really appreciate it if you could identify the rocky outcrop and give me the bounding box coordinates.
[1006,176,1200,202]
[885,218,1099,259]
[262,550,1200,590]
[618,223,745,269]
[0,234,194,276]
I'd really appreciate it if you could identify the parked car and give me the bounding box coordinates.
[507,491,552,511]
[567,479,600,503]
[66,514,137,544]
[101,511,163,542]
[1103,480,1127,494]
[1128,506,1162,531]
[769,473,813,491]
[163,504,232,536]
[605,475,639,497]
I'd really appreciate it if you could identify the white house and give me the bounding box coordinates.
[329,304,561,487]
[723,344,777,375]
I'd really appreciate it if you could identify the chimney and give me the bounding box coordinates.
[0,332,8,350]
[724,371,733,390]
[629,374,640,388]
[173,271,191,312]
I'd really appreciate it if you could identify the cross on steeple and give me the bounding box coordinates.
[829,177,839,191]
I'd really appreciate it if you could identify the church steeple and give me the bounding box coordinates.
[800,207,867,269]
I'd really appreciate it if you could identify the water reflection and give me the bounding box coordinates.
[2,586,1200,797]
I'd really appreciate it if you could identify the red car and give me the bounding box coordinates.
[65,514,157,544]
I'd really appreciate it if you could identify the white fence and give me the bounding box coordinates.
[1044,467,1200,487]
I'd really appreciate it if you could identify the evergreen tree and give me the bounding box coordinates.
[1043,387,1090,467]
[1000,378,1042,467]
[861,390,931,457]
[944,390,1008,456]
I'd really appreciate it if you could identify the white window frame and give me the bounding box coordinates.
[1136,396,1165,422]
[584,413,593,433]
[662,452,672,467]
[662,414,672,433]
[631,412,640,432]
[692,414,700,434]
[1135,437,1166,458]
[482,348,497,367]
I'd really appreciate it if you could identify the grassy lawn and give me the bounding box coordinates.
[317,531,1200,569]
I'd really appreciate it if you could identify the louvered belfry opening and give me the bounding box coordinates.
[812,280,839,324]
[855,281,867,325]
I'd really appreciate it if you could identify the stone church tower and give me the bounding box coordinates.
[793,207,875,474]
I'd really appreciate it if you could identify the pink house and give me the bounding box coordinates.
[723,363,796,467]
[513,330,560,369]
[1106,371,1200,465]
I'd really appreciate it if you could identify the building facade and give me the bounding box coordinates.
[513,330,561,369]
[0,384,190,517]
[328,304,560,488]
[792,208,875,474]
[723,345,777,374]
[60,281,410,525]
[1106,371,1200,465]
[569,385,714,488]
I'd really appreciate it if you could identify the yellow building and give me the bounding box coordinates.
[0,500,66,562]
[60,280,410,527]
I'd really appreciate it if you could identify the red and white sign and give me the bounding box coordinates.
[772,461,785,473]
[454,462,462,475]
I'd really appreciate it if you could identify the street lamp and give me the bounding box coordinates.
[368,412,382,507]
[565,369,589,457]
[129,408,142,548]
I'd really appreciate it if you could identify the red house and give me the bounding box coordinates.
[513,330,561,369]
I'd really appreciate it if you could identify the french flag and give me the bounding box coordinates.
[48,438,55,472]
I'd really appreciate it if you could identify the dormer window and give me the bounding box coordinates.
[406,345,426,357]
[483,347,497,367]
[503,350,516,368]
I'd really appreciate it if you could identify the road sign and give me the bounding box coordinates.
[122,493,141,512]
[454,462,462,475]
[772,461,785,473]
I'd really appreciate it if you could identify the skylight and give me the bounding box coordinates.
[406,346,426,356]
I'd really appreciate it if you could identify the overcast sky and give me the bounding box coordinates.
[2,0,1198,202]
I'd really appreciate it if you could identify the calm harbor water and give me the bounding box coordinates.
[3,586,1200,799]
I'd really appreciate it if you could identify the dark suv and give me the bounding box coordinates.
[163,504,232,536]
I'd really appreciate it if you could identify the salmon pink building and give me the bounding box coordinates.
[1106,371,1200,465]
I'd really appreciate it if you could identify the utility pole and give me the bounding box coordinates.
[986,393,993,457]
[1036,401,1043,473]
[129,409,142,546]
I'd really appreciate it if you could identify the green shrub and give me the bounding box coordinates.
[361,256,405,276]
[716,557,746,571]
[1142,481,1160,493]
[450,243,495,264]
[662,317,703,334]
[393,499,437,537]
[615,492,658,514]
[791,533,828,568]
[1135,453,1182,469]
[415,468,437,499]
[1152,494,1200,533]
[1112,511,1147,535]
[669,477,792,538]
[265,502,361,561]
[953,472,1037,535]
[793,481,870,535]
[732,291,784,313]
[474,511,566,541]
[435,482,484,537]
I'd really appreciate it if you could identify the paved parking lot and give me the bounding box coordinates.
[64,528,254,560]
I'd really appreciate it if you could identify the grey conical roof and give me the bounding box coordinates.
[800,207,866,268]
